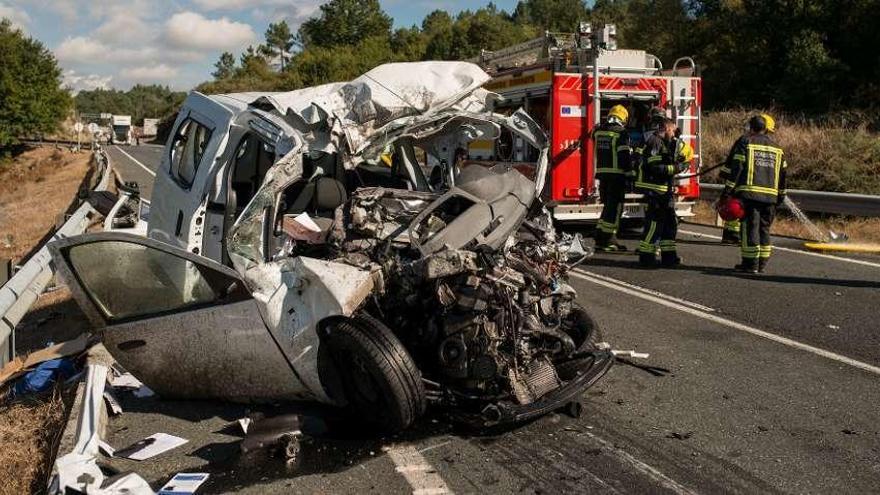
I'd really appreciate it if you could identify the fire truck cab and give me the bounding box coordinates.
[462,31,702,223]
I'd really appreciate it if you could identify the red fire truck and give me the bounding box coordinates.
[466,29,703,223]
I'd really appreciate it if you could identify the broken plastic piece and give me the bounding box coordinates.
[240,414,302,458]
[103,389,123,415]
[237,417,252,434]
[109,371,143,389]
[611,350,650,359]
[98,440,115,457]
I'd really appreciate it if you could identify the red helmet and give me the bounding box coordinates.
[717,197,745,221]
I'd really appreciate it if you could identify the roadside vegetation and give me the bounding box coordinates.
[703,110,880,195]
[0,147,92,262]
[0,20,71,150]
[0,389,72,495]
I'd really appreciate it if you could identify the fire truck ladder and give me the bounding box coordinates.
[669,57,701,177]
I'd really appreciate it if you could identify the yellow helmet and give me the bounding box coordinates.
[676,141,694,163]
[760,113,776,133]
[607,105,629,124]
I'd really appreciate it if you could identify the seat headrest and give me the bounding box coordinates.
[314,177,347,211]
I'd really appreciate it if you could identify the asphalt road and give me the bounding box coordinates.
[103,148,880,493]
[105,143,162,200]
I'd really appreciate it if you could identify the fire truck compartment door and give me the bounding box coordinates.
[600,91,660,101]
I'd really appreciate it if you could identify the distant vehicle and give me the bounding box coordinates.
[54,62,612,431]
[462,27,703,223]
[142,118,159,137]
[110,115,132,145]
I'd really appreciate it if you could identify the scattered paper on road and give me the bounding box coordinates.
[115,433,188,461]
[159,473,210,495]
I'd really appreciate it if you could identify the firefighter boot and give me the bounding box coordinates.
[721,228,740,245]
[758,258,769,273]
[605,235,629,252]
[735,259,758,274]
[660,251,683,268]
[594,229,611,250]
[638,252,658,268]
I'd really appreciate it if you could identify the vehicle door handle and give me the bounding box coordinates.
[175,211,183,237]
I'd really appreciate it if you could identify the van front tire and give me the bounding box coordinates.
[324,313,426,431]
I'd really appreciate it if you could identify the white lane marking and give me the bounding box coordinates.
[384,444,452,495]
[577,430,698,495]
[113,145,156,177]
[680,228,880,269]
[573,269,715,312]
[569,270,880,376]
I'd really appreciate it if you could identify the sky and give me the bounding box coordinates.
[0,0,519,93]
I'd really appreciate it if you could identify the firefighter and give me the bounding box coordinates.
[635,118,692,267]
[593,105,633,251]
[720,114,787,273]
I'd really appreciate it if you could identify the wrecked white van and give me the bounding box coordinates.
[51,62,612,430]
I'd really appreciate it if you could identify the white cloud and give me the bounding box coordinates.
[94,13,153,44]
[120,64,178,82]
[0,2,31,30]
[251,1,322,27]
[55,36,106,63]
[63,69,112,94]
[193,0,290,10]
[164,11,256,51]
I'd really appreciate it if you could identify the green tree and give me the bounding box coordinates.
[390,27,427,62]
[298,0,393,49]
[75,85,185,124]
[265,21,294,70]
[212,52,236,79]
[422,10,455,60]
[0,19,71,147]
[513,0,589,32]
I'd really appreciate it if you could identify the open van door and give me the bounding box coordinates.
[149,92,236,252]
[48,232,309,402]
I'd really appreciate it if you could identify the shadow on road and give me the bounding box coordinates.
[584,256,880,289]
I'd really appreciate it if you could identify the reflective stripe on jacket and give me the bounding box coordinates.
[721,134,787,203]
[635,134,685,194]
[594,122,632,177]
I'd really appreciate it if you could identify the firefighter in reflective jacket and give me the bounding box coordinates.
[593,105,633,251]
[720,114,787,273]
[635,118,691,267]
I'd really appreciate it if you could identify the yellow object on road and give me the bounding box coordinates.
[803,242,880,254]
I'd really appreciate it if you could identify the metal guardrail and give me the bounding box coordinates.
[699,183,880,217]
[0,149,112,366]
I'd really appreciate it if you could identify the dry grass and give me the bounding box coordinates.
[702,110,880,194]
[692,200,880,243]
[0,146,91,262]
[0,389,71,495]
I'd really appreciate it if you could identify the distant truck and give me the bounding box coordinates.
[142,118,159,137]
[110,115,133,145]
